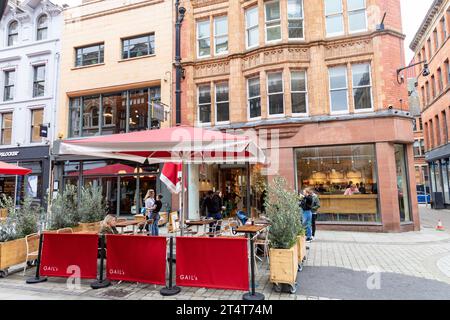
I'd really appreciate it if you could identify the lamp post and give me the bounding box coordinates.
[396,60,430,84]
[175,1,186,126]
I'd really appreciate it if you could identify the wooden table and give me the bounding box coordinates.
[115,220,141,234]
[185,219,216,234]
[235,224,267,234]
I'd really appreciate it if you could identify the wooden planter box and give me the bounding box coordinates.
[269,244,298,286]
[0,236,39,271]
[297,235,307,263]
[0,208,8,219]
[74,221,101,233]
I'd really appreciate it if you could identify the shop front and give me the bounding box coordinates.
[426,144,450,209]
[53,157,171,217]
[0,146,50,206]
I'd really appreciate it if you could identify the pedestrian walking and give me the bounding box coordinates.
[150,194,163,236]
[300,188,314,242]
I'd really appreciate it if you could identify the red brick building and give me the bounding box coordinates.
[178,0,419,232]
[411,0,450,209]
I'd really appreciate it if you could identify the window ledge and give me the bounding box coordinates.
[118,54,156,63]
[71,63,105,71]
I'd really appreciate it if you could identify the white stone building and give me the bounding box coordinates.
[0,0,62,205]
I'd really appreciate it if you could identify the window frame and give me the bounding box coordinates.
[197,20,211,59]
[3,69,15,102]
[246,6,259,49]
[264,0,282,44]
[266,71,285,117]
[352,62,373,113]
[247,76,262,121]
[32,64,46,98]
[213,16,228,56]
[36,14,48,41]
[325,0,345,37]
[197,84,212,126]
[347,0,368,34]
[0,112,13,146]
[328,65,349,115]
[7,20,19,47]
[30,108,44,144]
[214,82,230,124]
[287,0,305,40]
[75,43,105,67]
[290,70,309,116]
[121,33,155,60]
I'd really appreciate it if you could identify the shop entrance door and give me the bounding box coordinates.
[220,166,247,218]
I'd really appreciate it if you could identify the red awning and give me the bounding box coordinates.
[0,162,32,176]
[69,163,141,176]
[59,126,265,164]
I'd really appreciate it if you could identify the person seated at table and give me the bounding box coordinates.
[344,184,360,196]
[99,214,119,235]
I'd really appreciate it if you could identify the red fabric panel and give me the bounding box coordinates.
[106,235,167,285]
[39,233,98,279]
[176,237,249,291]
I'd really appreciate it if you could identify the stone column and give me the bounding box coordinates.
[376,142,401,232]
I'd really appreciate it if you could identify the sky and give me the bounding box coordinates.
[51,0,434,62]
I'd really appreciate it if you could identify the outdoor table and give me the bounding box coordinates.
[115,220,141,234]
[235,224,267,300]
[185,219,216,234]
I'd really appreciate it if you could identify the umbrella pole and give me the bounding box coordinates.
[180,161,185,236]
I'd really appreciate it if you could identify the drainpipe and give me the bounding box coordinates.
[175,0,186,125]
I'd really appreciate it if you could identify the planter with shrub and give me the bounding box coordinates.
[76,185,107,232]
[0,195,44,277]
[265,177,302,294]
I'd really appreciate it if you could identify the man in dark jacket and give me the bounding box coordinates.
[206,191,223,234]
[300,188,314,242]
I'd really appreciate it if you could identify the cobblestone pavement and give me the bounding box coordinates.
[0,208,449,300]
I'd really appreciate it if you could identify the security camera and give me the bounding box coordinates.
[388,105,393,110]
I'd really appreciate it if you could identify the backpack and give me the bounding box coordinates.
[300,195,313,211]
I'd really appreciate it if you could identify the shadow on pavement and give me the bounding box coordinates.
[297,266,450,300]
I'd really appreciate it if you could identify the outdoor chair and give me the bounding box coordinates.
[23,233,40,276]
[57,228,73,234]
[204,219,223,237]
[254,226,271,272]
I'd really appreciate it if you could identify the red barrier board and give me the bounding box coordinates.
[39,233,99,279]
[106,235,167,285]
[176,237,249,291]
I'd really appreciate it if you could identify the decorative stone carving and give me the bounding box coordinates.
[194,61,230,79]
[242,47,310,71]
[325,39,373,59]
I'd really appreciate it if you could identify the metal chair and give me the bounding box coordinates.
[204,219,223,237]
[254,226,271,273]
[23,233,40,276]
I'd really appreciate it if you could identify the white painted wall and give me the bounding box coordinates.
[0,0,62,148]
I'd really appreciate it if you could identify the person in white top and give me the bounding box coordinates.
[144,189,156,232]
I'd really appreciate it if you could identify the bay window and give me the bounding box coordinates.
[329,66,348,113]
[267,72,284,116]
[291,71,308,114]
[347,0,367,33]
[352,63,372,111]
[246,7,259,49]
[197,20,211,58]
[215,82,229,123]
[288,0,304,39]
[214,16,228,55]
[198,85,211,124]
[265,1,281,42]
[325,0,344,36]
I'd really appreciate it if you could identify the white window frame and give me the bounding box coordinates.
[290,70,309,116]
[328,66,349,115]
[197,20,211,59]
[325,0,344,37]
[214,16,228,56]
[246,6,259,49]
[36,14,49,41]
[30,107,44,144]
[347,0,368,34]
[215,82,230,125]
[352,63,373,113]
[265,0,282,44]
[3,69,16,102]
[32,64,46,98]
[247,76,262,121]
[266,71,285,118]
[0,111,13,146]
[287,0,305,40]
[7,20,19,47]
[197,84,212,127]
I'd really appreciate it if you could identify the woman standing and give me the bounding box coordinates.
[144,189,155,233]
[150,194,163,236]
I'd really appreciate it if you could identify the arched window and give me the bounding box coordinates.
[36,15,48,41]
[7,20,18,46]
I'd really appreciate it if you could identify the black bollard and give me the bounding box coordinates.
[160,236,181,296]
[91,234,111,289]
[26,233,48,284]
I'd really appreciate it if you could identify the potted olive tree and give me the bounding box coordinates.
[77,185,107,232]
[265,177,302,294]
[48,184,80,231]
[0,195,44,277]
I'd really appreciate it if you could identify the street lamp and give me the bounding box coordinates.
[175,1,186,126]
[396,60,430,84]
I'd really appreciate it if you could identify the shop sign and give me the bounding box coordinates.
[40,125,48,138]
[0,151,19,158]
